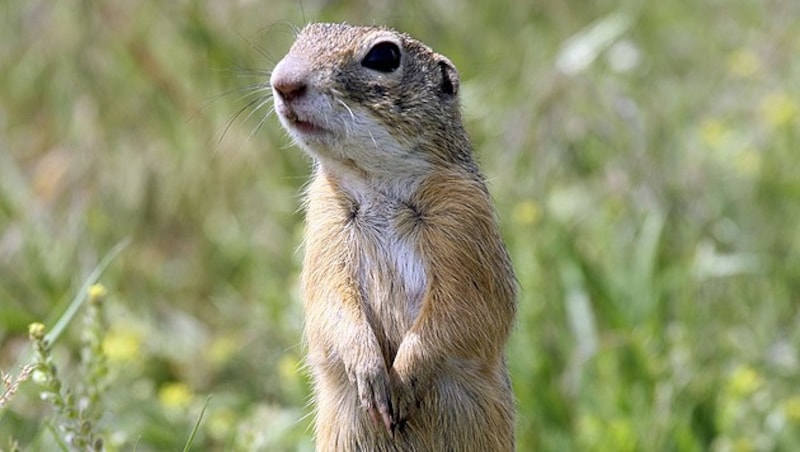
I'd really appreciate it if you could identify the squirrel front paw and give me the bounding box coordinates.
[347,359,393,434]
[389,367,421,432]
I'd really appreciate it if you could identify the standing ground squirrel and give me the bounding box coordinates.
[270,23,517,451]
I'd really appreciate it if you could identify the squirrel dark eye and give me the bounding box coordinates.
[361,42,401,73]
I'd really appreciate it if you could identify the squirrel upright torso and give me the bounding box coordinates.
[271,22,517,452]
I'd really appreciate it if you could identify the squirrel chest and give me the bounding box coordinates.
[305,171,427,364]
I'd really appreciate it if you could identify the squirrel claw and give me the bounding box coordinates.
[367,404,392,435]
[380,409,393,435]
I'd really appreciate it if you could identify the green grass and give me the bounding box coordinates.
[2,0,800,450]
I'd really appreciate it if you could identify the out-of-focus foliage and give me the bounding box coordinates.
[1,0,799,450]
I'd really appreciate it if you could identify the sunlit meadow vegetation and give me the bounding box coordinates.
[1,0,799,450]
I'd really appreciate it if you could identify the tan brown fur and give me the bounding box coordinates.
[271,23,517,451]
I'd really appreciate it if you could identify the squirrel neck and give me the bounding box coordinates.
[314,160,424,209]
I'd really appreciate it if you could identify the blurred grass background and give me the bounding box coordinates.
[1,0,799,450]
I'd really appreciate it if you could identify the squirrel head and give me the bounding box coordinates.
[271,23,471,184]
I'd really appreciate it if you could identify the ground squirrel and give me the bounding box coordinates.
[270,23,517,451]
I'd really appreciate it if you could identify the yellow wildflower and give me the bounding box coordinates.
[28,322,46,340]
[727,366,762,398]
[513,200,541,225]
[760,92,798,128]
[208,336,239,367]
[207,407,236,440]
[727,48,760,78]
[87,283,107,304]
[103,327,142,363]
[700,118,727,150]
[784,395,800,423]
[158,382,193,409]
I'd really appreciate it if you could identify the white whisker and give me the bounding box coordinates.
[216,94,269,145]
[241,96,274,125]
[336,98,357,123]
[246,104,276,143]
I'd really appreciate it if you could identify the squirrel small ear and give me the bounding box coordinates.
[437,57,459,97]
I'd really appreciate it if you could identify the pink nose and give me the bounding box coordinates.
[272,77,306,102]
[271,57,309,102]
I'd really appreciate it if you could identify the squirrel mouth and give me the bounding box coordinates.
[277,104,328,136]
[290,118,326,135]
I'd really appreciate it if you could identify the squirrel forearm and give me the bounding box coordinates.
[304,277,381,365]
[392,256,516,381]
[303,247,395,432]
[392,176,516,386]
